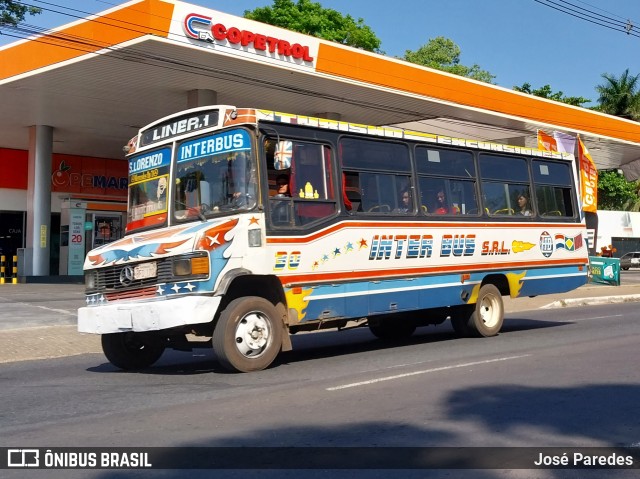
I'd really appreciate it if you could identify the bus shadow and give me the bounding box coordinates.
[87,317,568,375]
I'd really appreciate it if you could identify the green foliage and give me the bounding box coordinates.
[597,170,639,211]
[244,0,382,53]
[402,37,495,83]
[595,69,640,120]
[513,82,591,107]
[0,0,41,26]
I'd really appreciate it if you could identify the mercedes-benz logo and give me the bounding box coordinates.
[119,266,134,286]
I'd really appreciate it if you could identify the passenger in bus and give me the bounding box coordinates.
[517,194,532,216]
[271,174,291,225]
[434,189,456,215]
[394,189,411,213]
[274,174,291,197]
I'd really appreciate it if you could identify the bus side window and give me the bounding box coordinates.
[533,160,575,218]
[416,147,477,216]
[343,172,361,211]
[267,139,337,227]
[479,154,530,217]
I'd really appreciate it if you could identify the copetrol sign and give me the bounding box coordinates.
[183,12,314,63]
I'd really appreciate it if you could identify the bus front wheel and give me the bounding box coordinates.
[212,297,283,373]
[451,284,504,338]
[101,332,166,370]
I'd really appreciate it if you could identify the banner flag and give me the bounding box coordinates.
[537,130,556,151]
[553,131,576,154]
[577,135,598,213]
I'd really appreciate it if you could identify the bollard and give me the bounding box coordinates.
[0,255,5,284]
[11,255,18,284]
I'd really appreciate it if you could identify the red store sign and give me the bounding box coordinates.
[183,13,314,62]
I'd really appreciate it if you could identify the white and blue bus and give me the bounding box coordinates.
[79,106,589,372]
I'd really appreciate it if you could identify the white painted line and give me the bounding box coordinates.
[326,355,531,391]
[579,314,625,321]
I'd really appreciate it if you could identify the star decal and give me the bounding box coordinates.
[312,261,319,270]
[207,233,221,247]
[195,218,239,251]
[249,216,260,225]
[333,247,341,258]
[321,254,329,263]
[345,242,354,252]
[156,285,165,295]
[171,283,182,293]
[184,283,196,292]
[359,238,368,249]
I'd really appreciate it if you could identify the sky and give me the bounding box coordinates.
[2,0,640,106]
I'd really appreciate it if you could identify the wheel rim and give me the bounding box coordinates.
[234,311,271,358]
[478,292,501,328]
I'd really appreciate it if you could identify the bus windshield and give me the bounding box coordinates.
[174,128,256,219]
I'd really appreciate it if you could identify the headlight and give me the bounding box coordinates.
[85,271,96,290]
[173,256,209,276]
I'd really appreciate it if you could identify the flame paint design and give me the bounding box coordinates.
[285,288,313,323]
[512,240,535,253]
[88,239,189,265]
[506,271,527,297]
[196,219,239,251]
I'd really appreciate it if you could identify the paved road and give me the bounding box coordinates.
[0,272,639,364]
[1,302,639,479]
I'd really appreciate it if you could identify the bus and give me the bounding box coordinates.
[78,105,589,373]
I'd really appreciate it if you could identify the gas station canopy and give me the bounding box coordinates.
[2,0,640,177]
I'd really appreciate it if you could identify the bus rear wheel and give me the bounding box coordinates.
[451,284,504,338]
[101,332,166,370]
[212,297,283,373]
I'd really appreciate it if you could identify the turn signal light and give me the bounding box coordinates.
[190,256,209,275]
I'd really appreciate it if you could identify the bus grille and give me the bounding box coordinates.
[85,259,172,295]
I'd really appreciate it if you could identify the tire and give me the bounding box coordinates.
[450,305,475,338]
[451,284,504,338]
[101,332,166,370]
[212,297,283,373]
[368,318,416,340]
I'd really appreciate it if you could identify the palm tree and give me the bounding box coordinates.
[596,69,640,120]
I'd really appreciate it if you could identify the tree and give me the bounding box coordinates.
[597,170,639,211]
[0,0,41,26]
[513,82,591,108]
[244,0,382,53]
[595,69,640,120]
[403,37,495,83]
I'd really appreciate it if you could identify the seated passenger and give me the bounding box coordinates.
[274,174,290,197]
[434,189,457,215]
[517,194,532,216]
[394,189,411,213]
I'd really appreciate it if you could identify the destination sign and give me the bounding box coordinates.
[128,147,171,175]
[178,130,251,162]
[139,110,219,147]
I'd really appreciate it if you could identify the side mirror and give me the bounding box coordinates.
[274,141,292,170]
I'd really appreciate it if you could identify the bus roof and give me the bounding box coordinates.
[129,105,573,161]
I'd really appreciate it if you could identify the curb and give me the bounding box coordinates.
[542,294,640,309]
